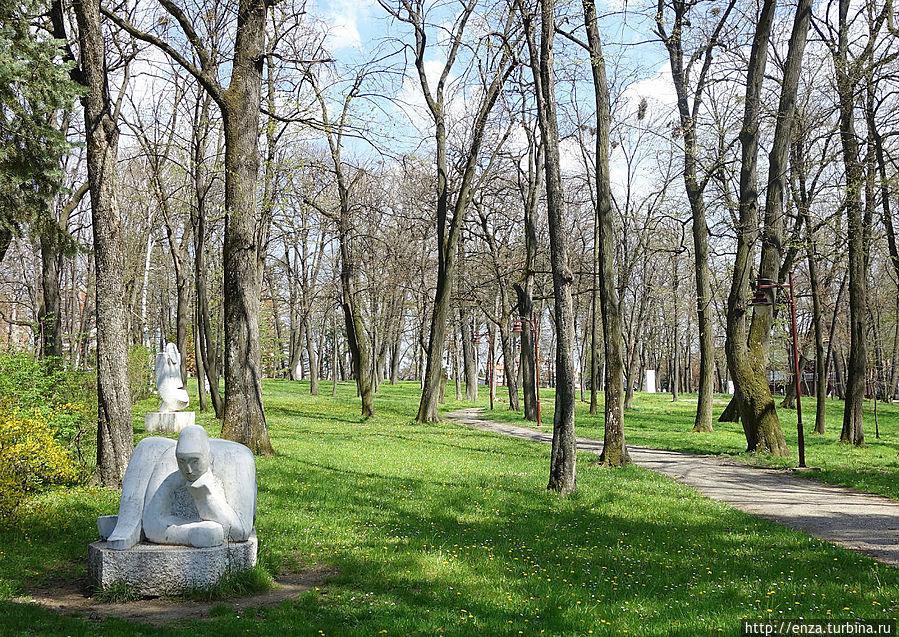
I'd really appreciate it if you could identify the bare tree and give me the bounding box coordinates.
[380,0,519,423]
[520,0,579,491]
[106,0,279,453]
[655,0,736,433]
[582,0,627,466]
[814,0,898,444]
[71,0,133,485]
[727,0,811,454]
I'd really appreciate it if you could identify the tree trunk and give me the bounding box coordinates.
[39,233,63,359]
[799,165,827,433]
[304,315,319,395]
[691,206,715,434]
[0,227,11,265]
[332,309,339,396]
[872,109,899,400]
[194,205,223,417]
[727,0,808,455]
[656,0,736,434]
[583,0,628,467]
[219,0,274,455]
[624,333,636,410]
[194,306,208,411]
[453,326,462,400]
[671,258,680,403]
[390,324,401,384]
[500,327,520,411]
[174,265,189,383]
[891,298,899,402]
[526,0,578,494]
[516,125,542,421]
[460,309,478,401]
[589,202,600,415]
[191,93,223,417]
[719,387,742,422]
[411,5,514,424]
[834,0,866,446]
[73,0,133,486]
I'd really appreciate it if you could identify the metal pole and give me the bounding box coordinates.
[533,311,542,426]
[789,272,806,468]
[488,328,494,411]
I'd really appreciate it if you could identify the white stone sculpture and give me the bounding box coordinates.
[99,425,256,550]
[157,342,189,412]
[145,343,194,433]
[90,426,258,595]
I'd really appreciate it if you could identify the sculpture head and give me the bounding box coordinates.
[175,425,211,482]
[165,342,180,365]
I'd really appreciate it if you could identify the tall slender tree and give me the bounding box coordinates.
[727,0,811,454]
[72,0,134,484]
[380,0,518,423]
[655,0,736,433]
[520,0,579,492]
[582,0,628,466]
[107,0,276,453]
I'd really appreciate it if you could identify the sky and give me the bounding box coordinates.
[305,0,679,187]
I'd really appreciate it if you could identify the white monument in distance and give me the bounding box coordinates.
[145,343,195,433]
[644,369,656,393]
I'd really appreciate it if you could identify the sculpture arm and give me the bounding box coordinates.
[187,473,248,540]
[141,473,225,548]
[155,520,224,548]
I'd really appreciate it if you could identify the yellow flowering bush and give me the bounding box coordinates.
[0,401,79,519]
[0,354,95,462]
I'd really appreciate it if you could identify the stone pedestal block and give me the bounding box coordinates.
[88,533,257,596]
[144,411,195,434]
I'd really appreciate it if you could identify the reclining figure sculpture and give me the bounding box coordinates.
[99,425,256,550]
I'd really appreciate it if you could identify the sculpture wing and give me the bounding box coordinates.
[209,439,257,542]
[106,437,176,550]
[154,352,166,389]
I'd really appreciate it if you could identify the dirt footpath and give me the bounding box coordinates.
[447,408,899,568]
[15,566,335,626]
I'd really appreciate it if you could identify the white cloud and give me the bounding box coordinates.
[325,12,362,50]
[620,63,678,119]
[312,0,376,52]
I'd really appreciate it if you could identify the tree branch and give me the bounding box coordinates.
[100,6,224,107]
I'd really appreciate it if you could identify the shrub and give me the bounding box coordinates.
[0,401,79,518]
[0,354,94,452]
[128,345,153,402]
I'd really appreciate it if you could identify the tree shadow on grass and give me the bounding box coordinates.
[256,456,899,636]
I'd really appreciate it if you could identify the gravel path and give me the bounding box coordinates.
[447,408,899,568]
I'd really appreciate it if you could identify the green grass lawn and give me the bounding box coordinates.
[483,385,899,500]
[2,380,899,635]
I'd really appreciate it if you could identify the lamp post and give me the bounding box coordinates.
[473,328,494,411]
[513,312,542,426]
[751,272,806,468]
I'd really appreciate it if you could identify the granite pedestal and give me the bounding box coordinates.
[144,410,195,434]
[88,532,257,596]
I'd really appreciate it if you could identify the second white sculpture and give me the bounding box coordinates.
[145,343,195,433]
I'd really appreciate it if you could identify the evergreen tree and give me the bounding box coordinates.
[0,0,79,261]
